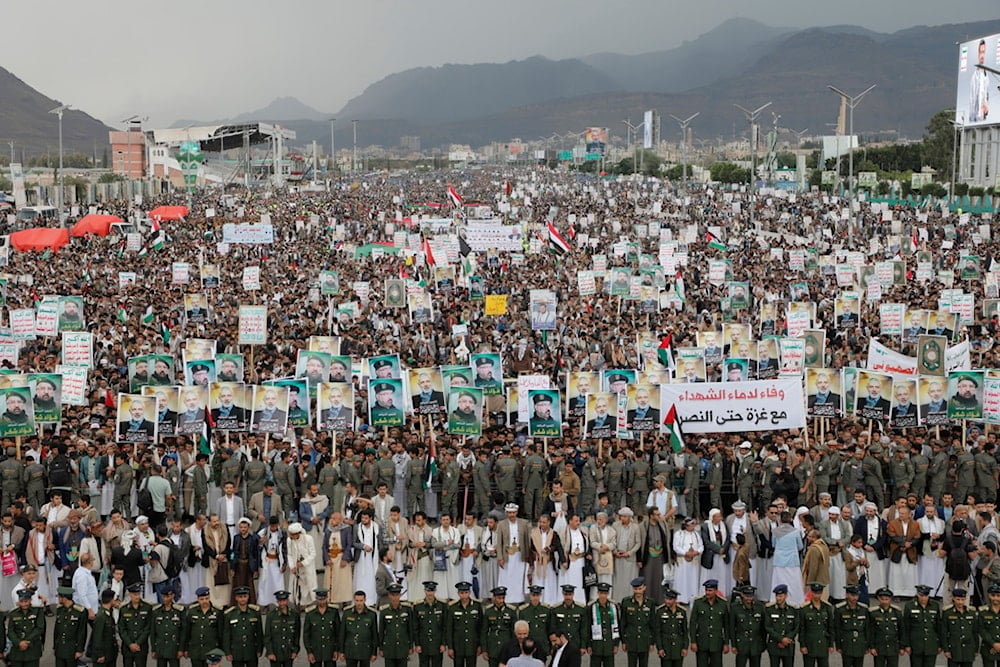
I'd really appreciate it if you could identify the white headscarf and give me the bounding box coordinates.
[704,509,727,542]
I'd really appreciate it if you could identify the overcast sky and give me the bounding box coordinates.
[7,0,998,128]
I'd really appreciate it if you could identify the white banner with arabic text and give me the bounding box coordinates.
[659,378,806,433]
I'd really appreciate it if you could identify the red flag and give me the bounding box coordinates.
[105,390,116,408]
[422,238,436,267]
[447,185,463,208]
[505,180,512,197]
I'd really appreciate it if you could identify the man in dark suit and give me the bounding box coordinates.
[151,389,178,434]
[856,375,890,416]
[892,383,918,418]
[807,372,841,410]
[919,378,948,416]
[411,371,444,413]
[177,388,206,433]
[118,398,156,442]
[320,384,354,429]
[252,387,288,430]
[547,630,581,667]
[626,386,660,428]
[586,395,612,435]
[211,384,247,427]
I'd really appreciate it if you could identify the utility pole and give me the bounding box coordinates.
[48,104,70,219]
[828,84,875,242]
[668,113,700,182]
[734,102,772,230]
[351,120,358,175]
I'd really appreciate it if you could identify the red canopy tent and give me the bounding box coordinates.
[149,206,189,221]
[70,214,122,237]
[10,228,70,252]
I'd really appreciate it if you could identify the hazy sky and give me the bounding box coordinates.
[7,0,998,128]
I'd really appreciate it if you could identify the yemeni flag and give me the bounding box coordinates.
[657,334,673,368]
[663,404,685,453]
[447,184,463,208]
[547,221,571,254]
[706,231,726,251]
[422,238,436,267]
[910,229,919,253]
[424,438,437,490]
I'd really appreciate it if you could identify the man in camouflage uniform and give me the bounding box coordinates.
[522,445,547,521]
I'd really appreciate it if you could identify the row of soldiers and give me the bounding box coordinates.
[9,570,1000,667]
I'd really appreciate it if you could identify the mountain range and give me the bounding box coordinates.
[4,17,1000,157]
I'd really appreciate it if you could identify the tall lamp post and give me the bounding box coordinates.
[48,104,70,218]
[734,102,772,229]
[351,120,358,175]
[328,117,336,179]
[669,112,700,182]
[827,84,876,241]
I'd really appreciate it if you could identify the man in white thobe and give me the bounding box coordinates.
[496,503,529,604]
[286,522,317,608]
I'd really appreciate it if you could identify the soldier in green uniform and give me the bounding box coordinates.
[303,589,340,667]
[339,590,379,667]
[797,583,834,667]
[438,451,461,521]
[447,581,483,667]
[223,586,264,667]
[834,585,869,667]
[549,585,588,650]
[980,582,1000,667]
[243,451,268,498]
[869,587,904,667]
[689,580,730,667]
[730,586,767,667]
[182,586,223,667]
[52,586,87,667]
[605,453,626,513]
[481,586,517,667]
[150,584,185,667]
[655,589,688,667]
[763,584,798,667]
[0,447,23,510]
[587,582,621,667]
[493,448,517,505]
[941,587,977,667]
[518,585,552,655]
[119,582,154,667]
[379,583,415,667]
[621,578,657,667]
[522,446,547,521]
[265,590,301,667]
[903,584,942,667]
[92,589,119,666]
[413,581,448,667]
[7,589,43,667]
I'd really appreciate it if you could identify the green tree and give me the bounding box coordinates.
[922,109,955,176]
[710,162,750,183]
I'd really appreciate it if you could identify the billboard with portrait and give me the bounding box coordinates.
[956,34,1000,127]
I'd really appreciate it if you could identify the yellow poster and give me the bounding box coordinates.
[484,295,507,316]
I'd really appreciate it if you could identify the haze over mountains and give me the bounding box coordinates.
[4,17,1000,156]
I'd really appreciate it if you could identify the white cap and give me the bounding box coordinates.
[287,522,304,534]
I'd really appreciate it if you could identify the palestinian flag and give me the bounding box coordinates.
[161,322,171,344]
[547,221,571,254]
[141,306,154,325]
[117,306,128,323]
[663,404,685,453]
[424,437,437,490]
[657,335,673,368]
[447,184,463,208]
[674,271,686,302]
[422,238,436,267]
[706,231,726,251]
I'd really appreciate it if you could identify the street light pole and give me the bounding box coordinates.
[48,104,70,218]
[734,102,772,229]
[351,120,358,175]
[828,84,876,241]
[669,113,700,182]
[329,118,336,179]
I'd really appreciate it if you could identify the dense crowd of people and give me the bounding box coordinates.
[0,171,999,667]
